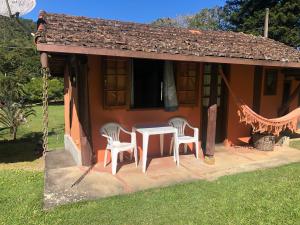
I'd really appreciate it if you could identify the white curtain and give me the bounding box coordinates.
[163,61,178,111]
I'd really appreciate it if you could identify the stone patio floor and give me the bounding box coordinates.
[44,145,300,209]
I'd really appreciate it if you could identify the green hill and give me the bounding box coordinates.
[0,16,64,103]
[0,16,39,80]
[0,16,36,48]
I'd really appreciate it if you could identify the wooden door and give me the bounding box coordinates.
[201,64,228,146]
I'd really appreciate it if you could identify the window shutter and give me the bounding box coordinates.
[103,57,130,109]
[176,62,199,105]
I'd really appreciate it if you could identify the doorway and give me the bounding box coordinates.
[281,80,292,115]
[201,63,229,146]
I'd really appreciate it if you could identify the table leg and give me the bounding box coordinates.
[142,133,149,173]
[160,134,164,156]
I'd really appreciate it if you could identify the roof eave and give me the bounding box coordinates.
[36,43,300,69]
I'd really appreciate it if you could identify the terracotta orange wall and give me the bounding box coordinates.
[259,68,284,118]
[226,64,254,144]
[289,80,300,111]
[87,55,202,162]
[64,66,82,150]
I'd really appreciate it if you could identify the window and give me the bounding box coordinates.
[103,57,130,108]
[264,69,278,95]
[132,59,164,108]
[103,57,199,109]
[176,62,199,105]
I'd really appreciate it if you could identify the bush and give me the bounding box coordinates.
[24,77,64,103]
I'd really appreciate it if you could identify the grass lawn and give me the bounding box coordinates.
[0,164,299,225]
[0,104,64,170]
[289,139,300,150]
[0,104,300,224]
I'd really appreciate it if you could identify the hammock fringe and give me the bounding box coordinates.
[217,66,300,136]
[237,104,300,136]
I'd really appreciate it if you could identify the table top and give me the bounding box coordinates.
[135,125,177,135]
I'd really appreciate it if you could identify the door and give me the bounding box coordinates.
[201,63,229,146]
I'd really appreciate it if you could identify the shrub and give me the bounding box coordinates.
[24,77,64,103]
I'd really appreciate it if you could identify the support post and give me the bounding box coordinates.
[264,8,269,38]
[205,104,217,164]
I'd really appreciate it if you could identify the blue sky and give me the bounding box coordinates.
[24,0,225,23]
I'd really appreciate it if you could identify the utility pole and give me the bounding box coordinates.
[264,8,269,38]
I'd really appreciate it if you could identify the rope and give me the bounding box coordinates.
[42,67,50,155]
[217,65,300,135]
[218,65,244,106]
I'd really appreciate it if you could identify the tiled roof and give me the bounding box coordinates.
[35,12,300,63]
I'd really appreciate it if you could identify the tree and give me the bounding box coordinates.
[24,77,64,103]
[0,16,64,104]
[223,0,300,47]
[187,6,225,30]
[0,75,35,140]
[152,18,180,27]
[151,7,225,30]
[151,16,189,28]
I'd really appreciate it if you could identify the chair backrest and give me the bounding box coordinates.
[168,117,188,136]
[100,122,121,142]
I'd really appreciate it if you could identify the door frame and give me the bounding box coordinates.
[200,63,229,145]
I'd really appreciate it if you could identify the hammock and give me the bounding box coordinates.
[218,67,300,136]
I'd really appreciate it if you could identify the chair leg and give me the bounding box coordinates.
[134,147,138,167]
[120,152,124,163]
[169,138,174,155]
[184,144,188,154]
[195,141,199,159]
[112,150,118,175]
[104,149,108,167]
[130,151,133,161]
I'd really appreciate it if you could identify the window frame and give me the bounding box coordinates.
[102,57,200,110]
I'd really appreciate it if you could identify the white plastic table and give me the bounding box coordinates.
[134,125,178,173]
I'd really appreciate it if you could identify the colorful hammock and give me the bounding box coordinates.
[218,67,300,136]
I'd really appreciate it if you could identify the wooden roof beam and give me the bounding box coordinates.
[37,43,300,69]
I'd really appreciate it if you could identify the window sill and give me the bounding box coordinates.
[128,107,165,111]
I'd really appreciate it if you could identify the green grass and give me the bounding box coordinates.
[289,139,300,150]
[0,163,299,225]
[0,104,64,170]
[1,104,300,224]
[0,104,65,149]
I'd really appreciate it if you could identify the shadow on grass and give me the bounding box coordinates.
[0,131,55,163]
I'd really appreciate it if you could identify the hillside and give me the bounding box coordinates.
[0,15,36,48]
[0,16,64,103]
[0,16,39,80]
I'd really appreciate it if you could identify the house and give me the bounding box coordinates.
[35,11,300,166]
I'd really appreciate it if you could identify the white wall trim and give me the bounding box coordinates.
[64,134,82,165]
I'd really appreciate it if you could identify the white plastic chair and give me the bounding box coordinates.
[100,123,137,175]
[168,117,199,160]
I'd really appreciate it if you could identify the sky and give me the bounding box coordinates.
[24,0,225,23]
